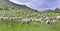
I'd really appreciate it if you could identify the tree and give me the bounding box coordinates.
[54,8,60,13]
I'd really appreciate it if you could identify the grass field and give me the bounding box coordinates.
[0,19,60,31]
[0,9,60,31]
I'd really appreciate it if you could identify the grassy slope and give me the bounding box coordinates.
[0,0,60,31]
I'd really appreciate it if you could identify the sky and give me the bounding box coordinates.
[9,0,60,11]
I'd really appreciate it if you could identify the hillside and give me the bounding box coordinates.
[0,0,36,10]
[0,0,39,17]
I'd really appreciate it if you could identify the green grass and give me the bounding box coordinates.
[0,9,60,31]
[0,19,60,31]
[0,8,60,31]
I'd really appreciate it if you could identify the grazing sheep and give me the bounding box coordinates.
[0,17,9,20]
[9,17,17,20]
[46,18,55,24]
[3,17,9,20]
[31,18,43,23]
[56,16,60,19]
[36,18,43,23]
[21,18,31,24]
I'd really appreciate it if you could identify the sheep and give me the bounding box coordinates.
[36,18,43,23]
[9,17,17,20]
[21,18,31,24]
[31,18,43,23]
[31,18,37,22]
[56,16,60,19]
[3,17,9,20]
[46,18,55,24]
[46,18,53,24]
[0,17,9,20]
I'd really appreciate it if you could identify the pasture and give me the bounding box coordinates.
[0,18,60,31]
[0,10,60,31]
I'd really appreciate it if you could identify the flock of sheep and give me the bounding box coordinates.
[21,14,60,24]
[21,17,56,24]
[0,11,60,25]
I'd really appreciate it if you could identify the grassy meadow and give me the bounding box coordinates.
[0,18,60,31]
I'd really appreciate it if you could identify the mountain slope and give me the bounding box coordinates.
[2,0,31,9]
[0,0,36,10]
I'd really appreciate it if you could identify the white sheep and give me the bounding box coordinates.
[21,18,31,24]
[31,18,43,23]
[56,16,60,19]
[9,17,17,20]
[46,18,55,24]
[3,17,9,20]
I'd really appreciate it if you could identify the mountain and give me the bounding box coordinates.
[0,0,33,9]
[0,0,55,12]
[42,9,54,13]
